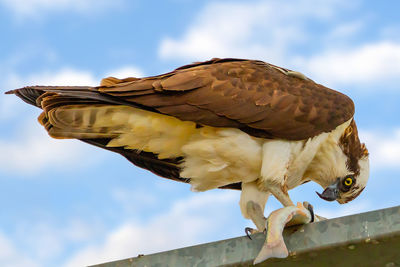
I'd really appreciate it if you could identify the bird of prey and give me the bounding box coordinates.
[7,58,369,233]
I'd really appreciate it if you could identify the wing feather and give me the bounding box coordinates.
[95,59,354,140]
[9,58,354,141]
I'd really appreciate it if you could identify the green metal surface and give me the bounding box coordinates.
[91,205,400,267]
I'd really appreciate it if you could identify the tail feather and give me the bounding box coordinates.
[7,86,189,183]
[7,86,145,110]
[43,105,126,139]
[5,85,242,190]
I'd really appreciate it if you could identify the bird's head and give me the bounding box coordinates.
[316,120,370,204]
[316,154,369,204]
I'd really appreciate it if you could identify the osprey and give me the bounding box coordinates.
[7,58,369,232]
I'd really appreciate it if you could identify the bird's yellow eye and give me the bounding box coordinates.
[344,177,353,187]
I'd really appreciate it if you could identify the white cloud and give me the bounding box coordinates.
[158,0,400,88]
[0,96,21,121]
[0,0,123,18]
[0,68,99,122]
[159,2,273,61]
[13,219,104,263]
[105,66,144,79]
[0,64,145,175]
[360,128,400,170]
[0,232,39,267]
[159,0,353,64]
[63,191,242,267]
[0,120,101,175]
[0,68,102,175]
[26,68,99,86]
[297,41,400,86]
[2,64,144,95]
[111,187,158,214]
[0,66,141,175]
[325,20,364,42]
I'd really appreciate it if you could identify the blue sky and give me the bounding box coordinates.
[0,0,399,266]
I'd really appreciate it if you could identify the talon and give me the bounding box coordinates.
[245,227,255,240]
[303,201,315,223]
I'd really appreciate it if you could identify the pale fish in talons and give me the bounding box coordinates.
[253,202,325,265]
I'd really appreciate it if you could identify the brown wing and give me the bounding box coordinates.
[9,58,354,140]
[96,58,354,140]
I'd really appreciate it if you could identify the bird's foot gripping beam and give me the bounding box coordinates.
[253,202,323,265]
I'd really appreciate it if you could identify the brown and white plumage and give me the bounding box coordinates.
[7,58,369,226]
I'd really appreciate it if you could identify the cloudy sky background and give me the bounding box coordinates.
[0,0,399,266]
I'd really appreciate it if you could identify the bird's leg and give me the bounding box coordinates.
[240,182,269,238]
[241,180,295,238]
[267,183,294,207]
[245,201,267,239]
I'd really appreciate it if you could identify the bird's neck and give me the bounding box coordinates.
[303,119,353,188]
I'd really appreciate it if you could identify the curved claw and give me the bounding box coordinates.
[245,227,255,240]
[245,227,253,240]
[303,201,315,223]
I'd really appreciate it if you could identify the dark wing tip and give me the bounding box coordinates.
[5,86,35,94]
[5,86,30,94]
[5,89,16,94]
[5,86,47,107]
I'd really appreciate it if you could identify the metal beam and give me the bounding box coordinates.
[91,205,400,266]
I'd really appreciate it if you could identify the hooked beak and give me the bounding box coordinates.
[316,178,340,201]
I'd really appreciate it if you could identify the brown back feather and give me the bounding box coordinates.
[97,58,355,140]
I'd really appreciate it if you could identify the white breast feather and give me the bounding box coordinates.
[101,106,352,193]
[103,106,262,190]
[181,128,262,191]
